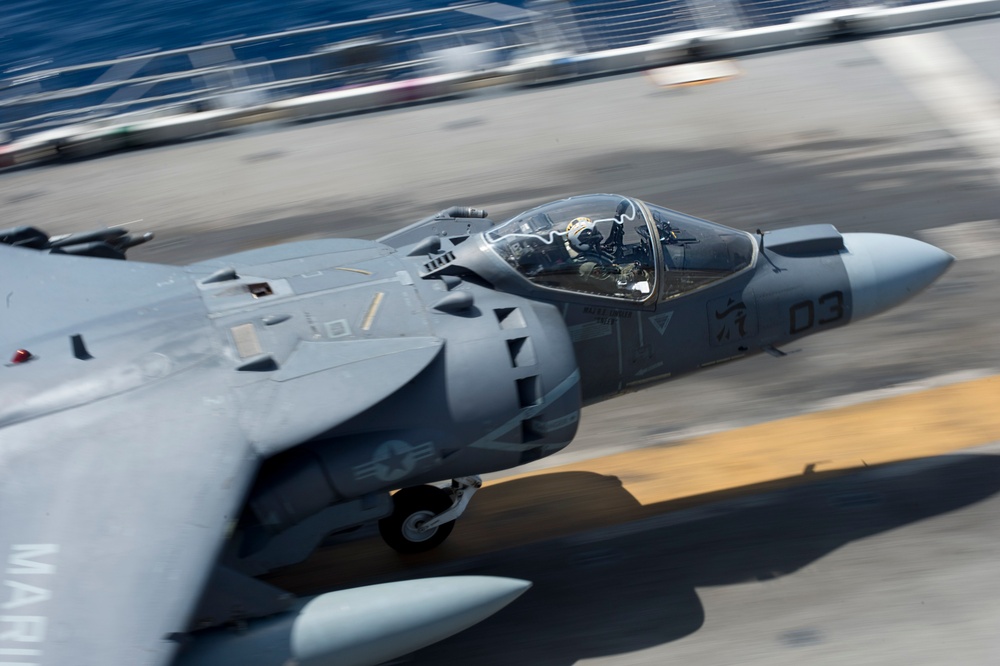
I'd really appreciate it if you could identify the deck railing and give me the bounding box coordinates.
[0,0,951,140]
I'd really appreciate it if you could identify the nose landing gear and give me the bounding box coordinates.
[378,476,481,554]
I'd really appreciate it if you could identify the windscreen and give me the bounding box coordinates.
[645,204,755,300]
[486,194,656,301]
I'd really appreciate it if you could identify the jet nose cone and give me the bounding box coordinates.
[841,233,954,321]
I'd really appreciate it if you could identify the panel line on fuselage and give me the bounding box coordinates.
[469,369,581,452]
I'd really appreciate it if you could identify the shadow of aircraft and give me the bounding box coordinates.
[266,452,1000,665]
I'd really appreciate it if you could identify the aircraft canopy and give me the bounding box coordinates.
[486,194,754,301]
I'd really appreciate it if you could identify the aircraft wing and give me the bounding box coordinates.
[0,238,445,665]
[0,365,257,666]
[0,233,444,664]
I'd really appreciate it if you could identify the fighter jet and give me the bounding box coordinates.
[0,193,952,665]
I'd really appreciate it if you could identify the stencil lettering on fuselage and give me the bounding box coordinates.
[708,293,750,345]
[1,544,58,664]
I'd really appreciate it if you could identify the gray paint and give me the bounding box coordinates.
[0,194,952,665]
[176,577,531,666]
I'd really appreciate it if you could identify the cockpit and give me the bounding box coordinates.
[485,194,755,302]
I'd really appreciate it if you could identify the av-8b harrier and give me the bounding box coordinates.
[0,194,952,665]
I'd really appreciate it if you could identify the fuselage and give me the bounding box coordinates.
[0,196,954,663]
[2,198,953,512]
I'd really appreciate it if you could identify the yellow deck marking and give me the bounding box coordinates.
[268,375,1000,592]
[493,374,1000,505]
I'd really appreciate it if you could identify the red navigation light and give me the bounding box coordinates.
[11,349,32,364]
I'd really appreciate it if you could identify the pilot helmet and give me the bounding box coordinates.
[566,217,602,253]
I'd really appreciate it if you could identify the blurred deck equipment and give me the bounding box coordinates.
[645,59,740,87]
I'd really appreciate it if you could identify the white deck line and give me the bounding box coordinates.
[867,32,1000,187]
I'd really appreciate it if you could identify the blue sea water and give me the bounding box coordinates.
[2,0,477,71]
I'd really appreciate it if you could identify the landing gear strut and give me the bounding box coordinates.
[378,476,481,554]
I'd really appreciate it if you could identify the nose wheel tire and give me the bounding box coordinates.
[379,485,455,554]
